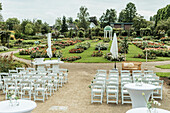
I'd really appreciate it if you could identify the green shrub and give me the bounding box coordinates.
[78,31,84,38]
[99,31,104,37]
[58,35,65,38]
[167,29,170,37]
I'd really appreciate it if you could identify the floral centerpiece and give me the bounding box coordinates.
[135,76,142,86]
[142,92,161,113]
[6,90,19,106]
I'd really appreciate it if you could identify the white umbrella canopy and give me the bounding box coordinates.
[46,33,53,58]
[110,33,118,69]
[110,33,118,59]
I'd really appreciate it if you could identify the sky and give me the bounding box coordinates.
[1,0,170,25]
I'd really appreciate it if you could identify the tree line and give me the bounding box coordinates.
[0,2,170,38]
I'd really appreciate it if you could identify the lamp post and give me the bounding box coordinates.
[145,40,148,70]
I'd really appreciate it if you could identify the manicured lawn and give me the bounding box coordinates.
[0,48,18,54]
[14,40,170,62]
[126,44,170,62]
[155,64,170,69]
[156,72,170,77]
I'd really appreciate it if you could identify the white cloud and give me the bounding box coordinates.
[1,0,170,25]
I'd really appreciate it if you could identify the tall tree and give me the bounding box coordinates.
[99,9,117,28]
[89,16,98,25]
[77,6,90,30]
[156,17,170,32]
[21,19,32,33]
[67,17,73,24]
[55,17,62,30]
[0,3,3,22]
[24,23,34,35]
[118,9,126,22]
[125,2,137,22]
[34,19,42,33]
[155,4,170,26]
[61,16,68,33]
[132,15,148,31]
[41,22,50,34]
[6,18,20,30]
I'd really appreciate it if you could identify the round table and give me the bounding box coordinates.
[0,99,37,113]
[126,107,170,113]
[124,83,156,108]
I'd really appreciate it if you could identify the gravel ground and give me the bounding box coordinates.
[31,63,170,113]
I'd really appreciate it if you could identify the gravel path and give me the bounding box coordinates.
[0,50,170,113]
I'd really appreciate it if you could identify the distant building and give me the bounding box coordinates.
[110,23,133,30]
[68,23,77,30]
[89,22,96,29]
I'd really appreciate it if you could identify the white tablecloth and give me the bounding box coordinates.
[0,100,37,113]
[32,60,64,65]
[126,107,170,113]
[124,83,156,108]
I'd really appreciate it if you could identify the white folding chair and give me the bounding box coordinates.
[59,69,68,83]
[42,77,54,96]
[151,80,164,100]
[34,81,48,102]
[121,70,131,77]
[20,81,33,100]
[91,83,104,104]
[97,70,107,76]
[109,70,119,77]
[121,79,132,104]
[144,70,155,77]
[27,68,35,72]
[9,70,18,76]
[5,80,19,99]
[16,67,25,73]
[106,82,119,104]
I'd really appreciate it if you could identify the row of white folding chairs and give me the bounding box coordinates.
[96,69,119,77]
[91,75,119,104]
[4,75,61,102]
[9,70,68,84]
[3,72,65,89]
[91,80,119,104]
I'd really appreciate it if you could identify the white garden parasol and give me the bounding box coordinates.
[46,33,52,59]
[110,33,118,69]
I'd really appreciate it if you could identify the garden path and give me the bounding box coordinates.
[0,50,170,72]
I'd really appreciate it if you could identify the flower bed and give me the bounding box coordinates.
[0,46,8,52]
[95,43,108,50]
[19,48,32,55]
[133,42,169,57]
[133,51,157,59]
[91,50,103,57]
[61,56,81,61]
[103,38,110,43]
[75,42,90,50]
[160,37,170,41]
[69,42,90,53]
[133,42,166,50]
[69,48,84,53]
[0,53,28,72]
[143,48,170,57]
[104,53,124,61]
[53,39,82,48]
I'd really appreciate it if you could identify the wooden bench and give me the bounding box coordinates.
[122,62,142,73]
